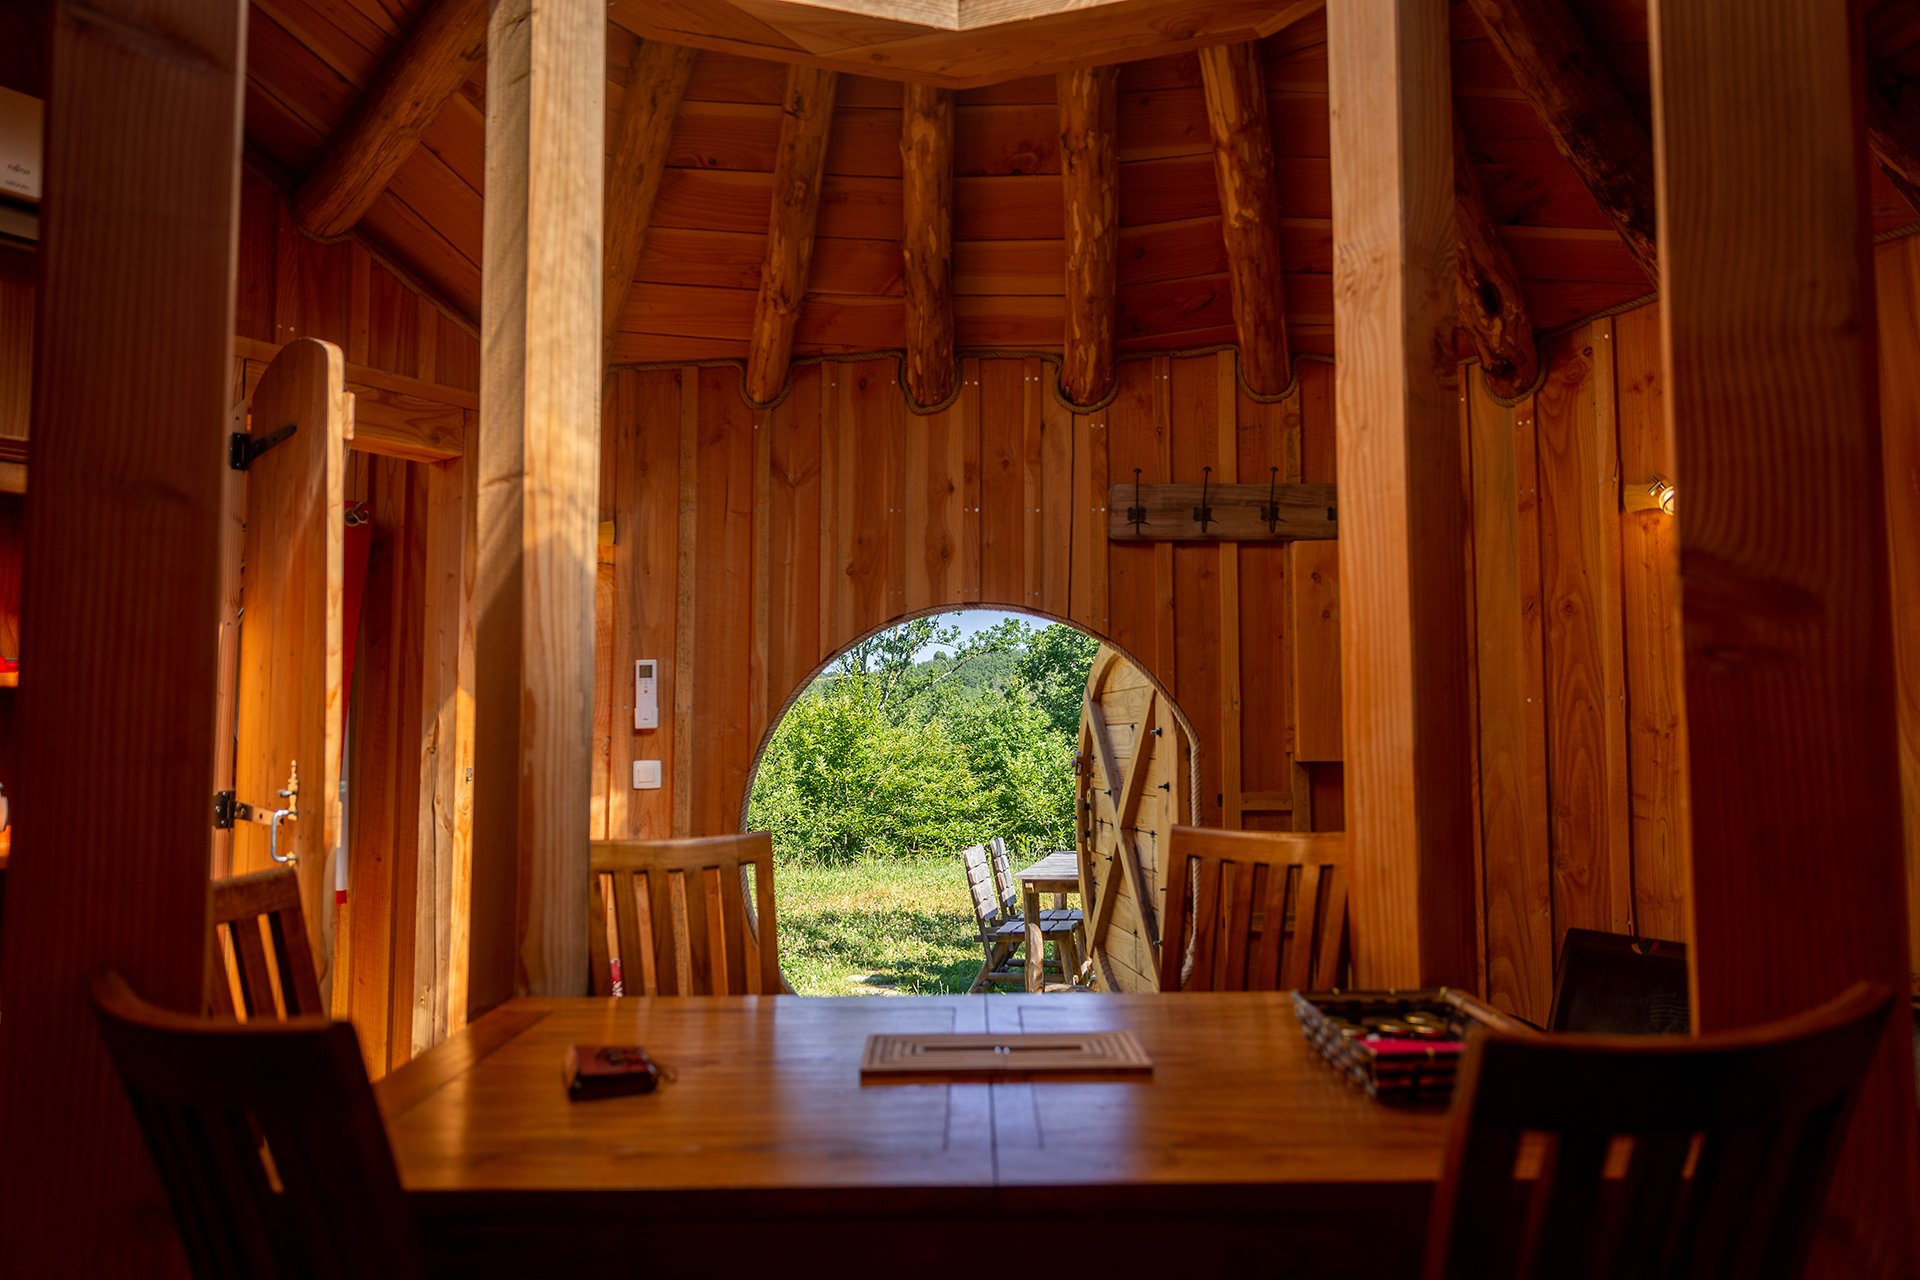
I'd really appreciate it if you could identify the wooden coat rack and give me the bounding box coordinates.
[1108,467,1337,542]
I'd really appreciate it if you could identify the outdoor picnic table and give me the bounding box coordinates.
[1016,849,1084,991]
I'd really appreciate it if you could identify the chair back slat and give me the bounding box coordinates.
[590,834,780,997]
[1158,827,1349,993]
[1423,983,1894,1280]
[962,844,1000,931]
[588,870,615,995]
[990,837,1018,916]
[91,972,425,1280]
[211,867,323,1020]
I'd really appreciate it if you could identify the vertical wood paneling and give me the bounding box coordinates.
[1103,359,1160,671]
[1040,369,1074,617]
[1070,398,1109,636]
[1534,326,1632,939]
[771,365,823,704]
[1612,304,1688,943]
[1215,355,1243,830]
[673,370,699,837]
[979,359,1027,605]
[1875,237,1920,988]
[626,369,681,840]
[1171,356,1222,828]
[1466,369,1555,1022]
[694,368,755,835]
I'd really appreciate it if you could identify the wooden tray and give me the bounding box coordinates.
[860,1031,1153,1081]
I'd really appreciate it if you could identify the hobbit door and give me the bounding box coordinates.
[232,337,348,1001]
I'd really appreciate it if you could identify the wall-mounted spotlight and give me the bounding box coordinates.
[1623,474,1676,516]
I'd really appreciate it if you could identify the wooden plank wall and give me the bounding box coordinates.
[591,351,1339,850]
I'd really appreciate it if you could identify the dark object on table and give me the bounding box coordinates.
[1424,982,1894,1279]
[91,970,425,1279]
[565,1044,661,1101]
[1547,927,1689,1034]
[1293,988,1531,1105]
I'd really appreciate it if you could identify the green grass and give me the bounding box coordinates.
[776,857,984,996]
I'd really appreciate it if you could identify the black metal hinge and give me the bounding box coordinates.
[230,422,297,471]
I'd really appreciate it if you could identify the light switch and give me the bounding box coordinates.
[633,760,662,790]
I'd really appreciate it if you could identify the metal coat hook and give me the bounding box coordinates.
[1193,466,1214,533]
[1127,467,1148,532]
[1259,466,1280,533]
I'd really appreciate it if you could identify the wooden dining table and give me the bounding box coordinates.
[376,992,1450,1276]
[1016,848,1084,991]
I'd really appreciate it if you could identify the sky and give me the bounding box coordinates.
[912,609,1054,660]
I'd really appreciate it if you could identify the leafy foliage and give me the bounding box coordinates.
[749,614,1098,865]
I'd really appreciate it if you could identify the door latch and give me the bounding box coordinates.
[211,761,301,865]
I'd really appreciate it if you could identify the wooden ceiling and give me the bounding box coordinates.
[240,0,1920,390]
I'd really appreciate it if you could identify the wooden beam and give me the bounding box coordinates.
[1058,65,1119,407]
[471,0,604,1008]
[1867,62,1920,214]
[900,83,955,408]
[291,0,486,239]
[1461,0,1658,285]
[1326,0,1478,989]
[0,0,243,1270]
[1452,120,1539,398]
[1651,0,1920,1267]
[602,39,697,369]
[744,65,838,406]
[1198,42,1292,397]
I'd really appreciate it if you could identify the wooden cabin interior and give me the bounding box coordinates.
[1,0,1918,1273]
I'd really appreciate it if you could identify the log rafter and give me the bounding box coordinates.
[1461,0,1658,286]
[1058,65,1119,408]
[1453,121,1539,398]
[745,65,840,406]
[900,84,956,408]
[603,40,699,369]
[291,0,488,239]
[1198,42,1292,397]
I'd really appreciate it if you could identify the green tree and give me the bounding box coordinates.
[1015,622,1102,735]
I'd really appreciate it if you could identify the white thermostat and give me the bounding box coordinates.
[634,659,659,730]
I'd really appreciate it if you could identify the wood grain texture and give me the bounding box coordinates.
[1058,65,1119,407]
[1198,42,1291,397]
[1288,540,1342,763]
[1453,121,1539,400]
[471,0,604,1005]
[1327,0,1478,989]
[1460,0,1658,285]
[1610,304,1687,944]
[602,39,698,368]
[0,0,243,1270]
[292,0,487,238]
[746,64,839,404]
[1876,237,1920,990]
[1650,0,1920,1266]
[899,83,955,408]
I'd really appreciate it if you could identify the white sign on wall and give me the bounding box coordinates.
[0,86,43,204]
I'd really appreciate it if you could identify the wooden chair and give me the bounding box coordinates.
[210,866,324,1020]
[1548,927,1690,1034]
[962,842,1074,993]
[1424,982,1895,1280]
[90,971,424,1280]
[589,833,781,996]
[1158,826,1348,993]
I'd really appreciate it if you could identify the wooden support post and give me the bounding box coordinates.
[745,65,838,406]
[602,39,697,370]
[471,0,604,1008]
[1059,65,1118,408]
[1461,0,1658,285]
[900,83,955,409]
[1650,0,1920,1267]
[1198,42,1292,397]
[1326,0,1478,989]
[292,0,487,239]
[1452,121,1539,398]
[0,0,243,1271]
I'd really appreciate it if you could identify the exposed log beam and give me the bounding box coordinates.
[1327,0,1478,989]
[472,0,603,1007]
[1653,0,1920,1265]
[1452,121,1539,398]
[745,65,839,405]
[1058,65,1119,407]
[602,40,697,369]
[292,0,487,239]
[1199,42,1292,397]
[900,83,955,408]
[1461,0,1658,285]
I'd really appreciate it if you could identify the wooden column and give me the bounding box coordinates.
[1198,42,1292,397]
[0,0,244,1272]
[1326,0,1478,989]
[1059,66,1118,407]
[472,0,603,1008]
[1650,0,1920,1267]
[900,83,955,409]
